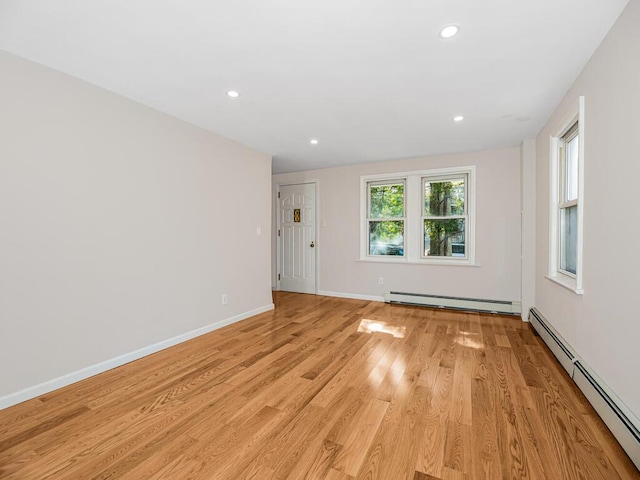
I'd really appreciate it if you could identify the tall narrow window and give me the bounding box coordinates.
[422,174,468,258]
[559,123,579,275]
[548,96,584,294]
[367,181,405,256]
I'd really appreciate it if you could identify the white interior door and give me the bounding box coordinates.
[279,183,316,294]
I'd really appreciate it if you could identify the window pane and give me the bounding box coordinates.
[424,219,465,257]
[566,134,579,201]
[424,179,465,216]
[369,183,404,218]
[560,205,577,274]
[369,221,404,256]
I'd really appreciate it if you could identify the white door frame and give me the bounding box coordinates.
[276,180,320,293]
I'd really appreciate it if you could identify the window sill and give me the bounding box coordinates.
[545,274,584,295]
[358,257,480,267]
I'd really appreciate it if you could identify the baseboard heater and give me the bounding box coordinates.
[529,308,640,470]
[528,308,577,375]
[384,291,521,315]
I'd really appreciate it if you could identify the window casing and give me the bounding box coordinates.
[422,174,468,259]
[366,180,405,257]
[558,123,579,277]
[360,166,475,265]
[547,96,584,294]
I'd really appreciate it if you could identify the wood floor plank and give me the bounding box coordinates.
[470,376,502,479]
[325,468,355,480]
[443,420,471,476]
[0,292,637,480]
[331,398,389,476]
[486,342,530,479]
[414,365,454,478]
[448,355,472,426]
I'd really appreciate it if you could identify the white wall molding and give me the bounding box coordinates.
[317,290,385,303]
[0,303,274,411]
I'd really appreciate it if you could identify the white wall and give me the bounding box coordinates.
[273,147,521,302]
[535,0,640,416]
[0,51,273,403]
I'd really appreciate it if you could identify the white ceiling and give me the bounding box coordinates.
[0,0,629,173]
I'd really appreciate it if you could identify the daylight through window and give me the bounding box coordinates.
[423,175,467,258]
[367,181,405,256]
[547,96,584,294]
[559,123,579,276]
[361,166,475,264]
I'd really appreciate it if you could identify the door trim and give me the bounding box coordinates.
[276,180,320,294]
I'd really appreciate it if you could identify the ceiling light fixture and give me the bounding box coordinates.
[453,115,465,122]
[227,91,240,98]
[310,139,319,145]
[440,25,460,39]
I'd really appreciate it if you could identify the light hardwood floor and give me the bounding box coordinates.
[0,292,638,479]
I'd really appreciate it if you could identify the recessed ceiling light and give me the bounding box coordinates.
[440,25,460,39]
[453,115,465,122]
[227,91,240,98]
[310,139,319,145]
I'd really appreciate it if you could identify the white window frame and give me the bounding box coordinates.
[547,96,585,294]
[360,165,475,265]
[421,173,469,260]
[365,179,406,258]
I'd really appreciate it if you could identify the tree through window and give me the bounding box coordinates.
[423,176,467,257]
[367,181,405,256]
[360,166,474,264]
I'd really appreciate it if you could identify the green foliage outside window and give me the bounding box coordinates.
[369,183,404,255]
[424,180,465,257]
[369,184,404,218]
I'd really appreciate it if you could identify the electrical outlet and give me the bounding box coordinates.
[221,294,228,305]
[378,277,384,285]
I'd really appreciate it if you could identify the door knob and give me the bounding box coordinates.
[310,241,315,248]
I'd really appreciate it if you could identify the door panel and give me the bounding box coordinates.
[279,183,316,294]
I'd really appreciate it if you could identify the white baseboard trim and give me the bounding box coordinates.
[317,290,385,303]
[0,303,275,411]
